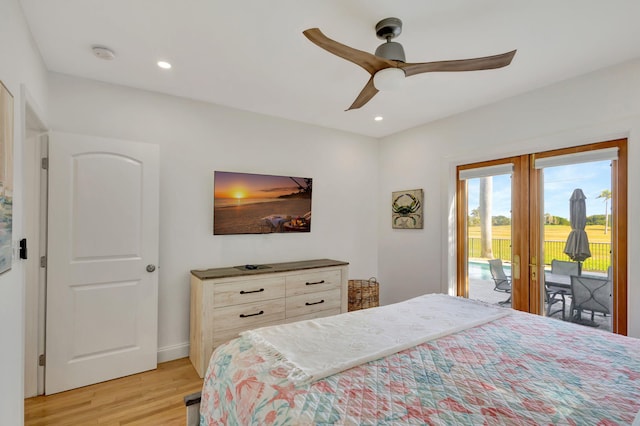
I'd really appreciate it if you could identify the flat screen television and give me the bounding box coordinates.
[213,171,312,235]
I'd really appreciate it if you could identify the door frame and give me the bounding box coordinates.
[22,87,48,397]
[456,139,627,334]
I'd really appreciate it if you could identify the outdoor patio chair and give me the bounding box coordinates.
[546,260,580,319]
[551,260,580,276]
[488,259,511,305]
[570,275,612,325]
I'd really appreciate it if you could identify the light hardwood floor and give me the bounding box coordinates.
[24,358,203,425]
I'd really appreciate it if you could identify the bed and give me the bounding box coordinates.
[198,294,640,425]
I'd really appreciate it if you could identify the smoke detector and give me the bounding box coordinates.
[92,46,115,60]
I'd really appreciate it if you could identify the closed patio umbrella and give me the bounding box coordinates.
[563,188,591,273]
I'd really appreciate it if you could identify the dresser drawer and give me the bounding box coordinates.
[212,318,286,348]
[212,298,285,332]
[286,269,342,296]
[288,307,341,323]
[212,277,285,308]
[286,288,341,318]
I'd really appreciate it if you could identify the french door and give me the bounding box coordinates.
[456,139,627,335]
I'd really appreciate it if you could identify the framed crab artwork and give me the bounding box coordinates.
[392,189,423,229]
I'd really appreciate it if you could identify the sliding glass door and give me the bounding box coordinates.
[456,139,627,335]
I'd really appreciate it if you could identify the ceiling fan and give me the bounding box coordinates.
[303,17,516,111]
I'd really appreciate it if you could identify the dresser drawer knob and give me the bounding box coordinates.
[240,288,265,295]
[306,280,325,286]
[305,299,325,306]
[239,310,264,318]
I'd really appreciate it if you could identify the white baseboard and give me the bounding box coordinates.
[157,342,190,363]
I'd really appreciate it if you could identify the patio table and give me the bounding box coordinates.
[544,272,571,289]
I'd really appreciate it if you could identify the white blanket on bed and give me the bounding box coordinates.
[241,293,510,385]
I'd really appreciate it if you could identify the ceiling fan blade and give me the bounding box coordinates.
[399,50,516,77]
[303,28,395,75]
[346,77,379,110]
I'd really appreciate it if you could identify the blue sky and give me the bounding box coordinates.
[467,160,611,219]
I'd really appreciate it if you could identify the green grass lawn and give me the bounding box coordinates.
[468,225,612,243]
[467,224,611,272]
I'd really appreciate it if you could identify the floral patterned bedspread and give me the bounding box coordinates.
[200,307,640,425]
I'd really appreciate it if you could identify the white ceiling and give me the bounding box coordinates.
[19,0,640,138]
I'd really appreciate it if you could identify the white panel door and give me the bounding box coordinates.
[45,131,159,394]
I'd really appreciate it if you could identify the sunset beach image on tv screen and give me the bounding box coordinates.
[213,171,312,235]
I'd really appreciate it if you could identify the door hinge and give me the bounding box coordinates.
[40,256,46,268]
[38,354,45,366]
[41,157,48,170]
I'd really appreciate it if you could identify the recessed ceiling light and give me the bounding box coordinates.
[157,61,172,69]
[374,116,383,121]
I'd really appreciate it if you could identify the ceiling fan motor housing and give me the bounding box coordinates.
[375,41,406,62]
[374,18,405,62]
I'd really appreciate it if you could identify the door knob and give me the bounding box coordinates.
[146,264,156,273]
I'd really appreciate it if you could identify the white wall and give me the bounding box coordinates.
[47,73,379,360]
[8,7,639,424]
[0,0,49,424]
[379,59,640,338]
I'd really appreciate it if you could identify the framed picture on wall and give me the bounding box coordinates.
[213,171,312,235]
[0,81,13,274]
[392,189,423,229]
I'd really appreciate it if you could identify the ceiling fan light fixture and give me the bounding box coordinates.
[373,68,405,91]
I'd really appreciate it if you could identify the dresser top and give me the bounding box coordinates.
[191,258,349,280]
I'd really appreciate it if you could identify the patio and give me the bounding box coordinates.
[469,267,612,332]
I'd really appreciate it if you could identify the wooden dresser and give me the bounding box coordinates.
[189,259,349,377]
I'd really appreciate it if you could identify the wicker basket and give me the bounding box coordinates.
[348,278,380,311]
